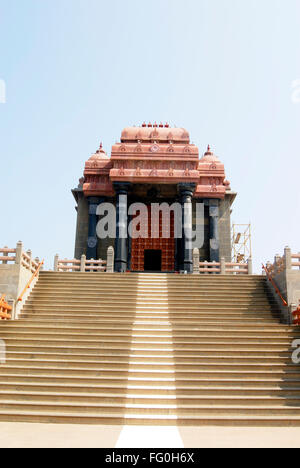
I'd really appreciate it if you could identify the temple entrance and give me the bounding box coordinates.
[144,250,162,272]
[130,205,175,272]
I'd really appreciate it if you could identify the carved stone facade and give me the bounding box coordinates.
[72,123,236,272]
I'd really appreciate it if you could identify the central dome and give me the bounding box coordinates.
[121,123,190,144]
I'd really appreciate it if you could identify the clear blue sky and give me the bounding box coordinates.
[0,0,300,271]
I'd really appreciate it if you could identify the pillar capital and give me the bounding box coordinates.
[209,204,219,217]
[87,197,102,215]
[177,183,196,199]
[113,182,132,196]
[88,196,101,204]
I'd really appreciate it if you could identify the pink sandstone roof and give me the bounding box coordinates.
[83,124,231,198]
[121,124,190,143]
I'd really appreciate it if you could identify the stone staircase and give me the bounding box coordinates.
[0,272,300,426]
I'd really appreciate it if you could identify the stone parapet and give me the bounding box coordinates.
[264,247,300,324]
[0,242,42,319]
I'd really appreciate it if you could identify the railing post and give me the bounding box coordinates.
[289,304,297,326]
[274,254,281,275]
[248,257,253,275]
[27,250,32,271]
[36,257,43,272]
[284,246,292,271]
[107,246,115,273]
[193,248,200,274]
[54,254,59,272]
[7,298,15,320]
[220,257,226,275]
[15,241,23,265]
[80,254,86,272]
[2,247,8,265]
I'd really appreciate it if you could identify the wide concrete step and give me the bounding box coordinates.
[0,332,295,344]
[1,322,294,333]
[32,288,269,296]
[0,365,299,379]
[1,401,300,418]
[1,373,299,387]
[20,308,281,316]
[0,391,299,407]
[17,315,284,325]
[2,325,294,338]
[2,358,299,372]
[0,331,295,344]
[20,309,279,318]
[22,299,273,312]
[1,382,300,397]
[32,283,269,289]
[39,272,265,280]
[3,351,293,364]
[18,317,284,327]
[20,310,280,319]
[28,298,275,307]
[37,276,266,283]
[1,338,293,351]
[1,410,300,426]
[31,289,272,298]
[36,285,267,291]
[33,281,269,288]
[37,281,266,288]
[4,345,292,358]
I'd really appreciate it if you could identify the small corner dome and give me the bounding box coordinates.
[89,143,109,160]
[200,145,221,163]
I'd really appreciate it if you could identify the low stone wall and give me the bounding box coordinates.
[265,247,300,324]
[192,249,252,275]
[53,246,114,273]
[0,242,41,319]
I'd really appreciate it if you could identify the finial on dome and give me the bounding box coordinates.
[95,142,106,154]
[205,144,213,155]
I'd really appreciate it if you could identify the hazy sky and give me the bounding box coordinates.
[0,0,300,271]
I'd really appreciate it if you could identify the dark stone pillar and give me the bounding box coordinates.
[114,183,131,272]
[86,197,101,260]
[72,187,89,260]
[209,201,220,262]
[178,183,196,273]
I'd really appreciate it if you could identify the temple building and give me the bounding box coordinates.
[72,123,236,273]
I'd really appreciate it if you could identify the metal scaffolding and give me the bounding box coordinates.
[231,224,252,263]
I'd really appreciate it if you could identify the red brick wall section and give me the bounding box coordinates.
[131,208,175,272]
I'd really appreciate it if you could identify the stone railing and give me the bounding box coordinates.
[0,244,41,274]
[53,247,114,273]
[0,247,17,264]
[0,241,42,319]
[264,247,300,323]
[193,249,252,275]
[0,294,12,320]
